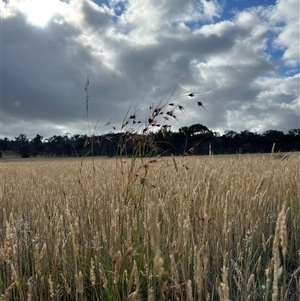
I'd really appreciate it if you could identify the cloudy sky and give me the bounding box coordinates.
[1,0,299,139]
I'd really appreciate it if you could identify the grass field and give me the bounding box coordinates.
[0,153,299,300]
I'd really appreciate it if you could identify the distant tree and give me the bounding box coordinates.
[211,137,223,154]
[220,130,239,153]
[6,127,299,158]
[224,130,238,139]
[30,134,44,157]
[15,134,31,158]
[241,143,253,153]
[287,129,300,137]
[0,137,11,152]
[180,125,210,154]
[238,131,261,152]
[45,135,66,156]
[188,124,211,136]
[15,134,28,144]
[262,130,285,151]
[63,134,74,157]
[286,129,300,151]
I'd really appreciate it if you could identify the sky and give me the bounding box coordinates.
[1,0,299,140]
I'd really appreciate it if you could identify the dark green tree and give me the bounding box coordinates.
[30,134,44,157]
[262,130,285,152]
[15,134,31,158]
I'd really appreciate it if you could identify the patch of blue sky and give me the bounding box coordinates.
[183,18,217,31]
[225,0,276,11]
[92,0,109,6]
[265,38,285,60]
[183,0,277,29]
[280,63,300,77]
[92,0,126,14]
[221,0,276,20]
[264,38,299,77]
[92,0,126,23]
[113,1,126,16]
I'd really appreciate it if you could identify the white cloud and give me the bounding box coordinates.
[267,0,300,66]
[200,0,223,20]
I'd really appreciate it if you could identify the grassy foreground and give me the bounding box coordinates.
[0,154,299,300]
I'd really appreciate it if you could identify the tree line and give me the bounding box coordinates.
[0,124,299,158]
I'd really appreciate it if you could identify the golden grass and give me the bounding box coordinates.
[0,154,299,300]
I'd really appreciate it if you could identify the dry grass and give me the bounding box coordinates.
[0,153,300,300]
